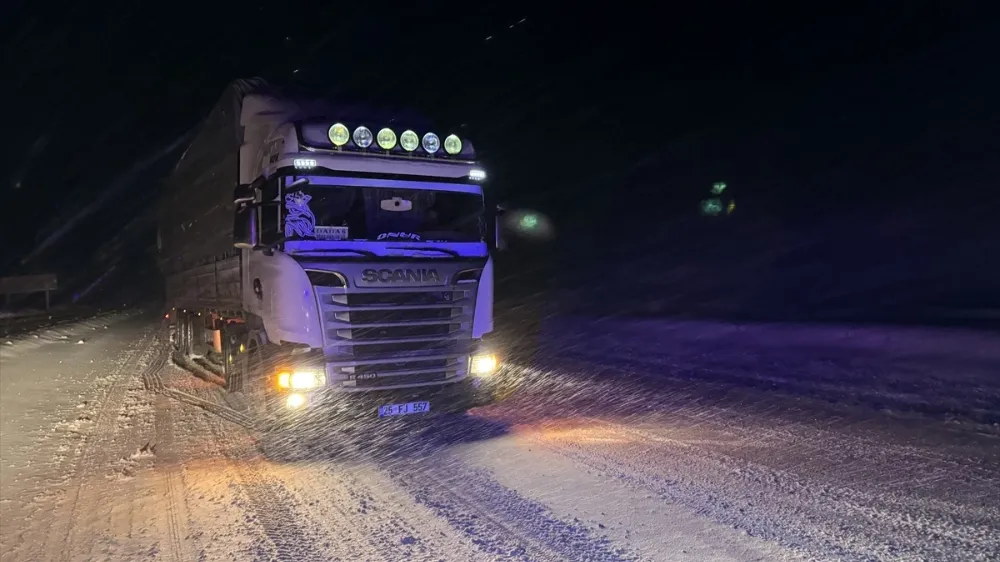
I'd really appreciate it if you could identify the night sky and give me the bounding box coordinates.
[3,1,999,316]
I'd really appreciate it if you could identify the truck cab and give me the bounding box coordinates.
[234,119,498,416]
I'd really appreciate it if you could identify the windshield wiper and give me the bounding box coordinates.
[290,248,378,257]
[387,246,461,257]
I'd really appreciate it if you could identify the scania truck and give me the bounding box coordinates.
[158,79,502,421]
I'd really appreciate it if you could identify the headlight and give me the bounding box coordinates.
[277,370,326,390]
[470,353,498,376]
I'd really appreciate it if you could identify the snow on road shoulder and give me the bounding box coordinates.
[1,321,162,561]
[0,323,274,562]
[0,310,140,361]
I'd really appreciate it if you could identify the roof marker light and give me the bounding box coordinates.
[400,130,419,152]
[328,123,350,147]
[422,132,440,154]
[377,128,397,150]
[353,126,373,148]
[444,134,462,155]
[469,168,487,181]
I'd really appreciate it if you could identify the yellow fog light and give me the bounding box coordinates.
[277,370,325,390]
[285,393,307,409]
[470,353,498,377]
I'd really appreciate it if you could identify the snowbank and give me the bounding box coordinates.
[0,310,142,361]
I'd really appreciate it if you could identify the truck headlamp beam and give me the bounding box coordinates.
[470,353,498,377]
[277,370,326,390]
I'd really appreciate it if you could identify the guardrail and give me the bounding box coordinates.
[0,307,95,337]
[0,274,58,310]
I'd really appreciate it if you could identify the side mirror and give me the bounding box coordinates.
[233,184,257,205]
[494,205,508,251]
[233,204,258,249]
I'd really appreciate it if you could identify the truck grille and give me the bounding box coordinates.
[314,284,477,389]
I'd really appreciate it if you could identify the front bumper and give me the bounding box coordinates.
[275,375,495,420]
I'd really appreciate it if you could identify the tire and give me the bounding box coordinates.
[176,313,194,356]
[222,323,246,392]
[240,331,285,428]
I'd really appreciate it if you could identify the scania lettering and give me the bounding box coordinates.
[157,79,500,424]
[362,269,441,284]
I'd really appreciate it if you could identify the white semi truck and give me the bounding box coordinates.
[158,79,503,421]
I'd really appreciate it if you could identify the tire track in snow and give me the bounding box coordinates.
[520,416,1000,562]
[188,388,469,561]
[274,461,491,562]
[161,356,639,561]
[393,461,632,562]
[146,352,331,561]
[39,328,159,562]
[152,391,193,562]
[326,424,640,562]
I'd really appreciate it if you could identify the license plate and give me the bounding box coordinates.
[378,401,430,417]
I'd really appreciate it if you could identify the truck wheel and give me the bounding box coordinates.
[223,324,245,392]
[176,313,194,356]
[241,331,282,426]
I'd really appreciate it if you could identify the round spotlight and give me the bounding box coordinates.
[444,134,462,155]
[400,130,419,152]
[376,128,397,150]
[353,126,373,148]
[422,132,440,154]
[328,123,350,147]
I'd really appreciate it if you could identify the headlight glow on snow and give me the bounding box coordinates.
[353,126,374,148]
[377,127,397,150]
[328,123,350,147]
[470,353,498,377]
[277,370,326,390]
[444,134,462,155]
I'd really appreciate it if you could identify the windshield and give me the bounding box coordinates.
[282,181,485,243]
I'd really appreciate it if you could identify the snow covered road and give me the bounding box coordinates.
[1,315,998,561]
